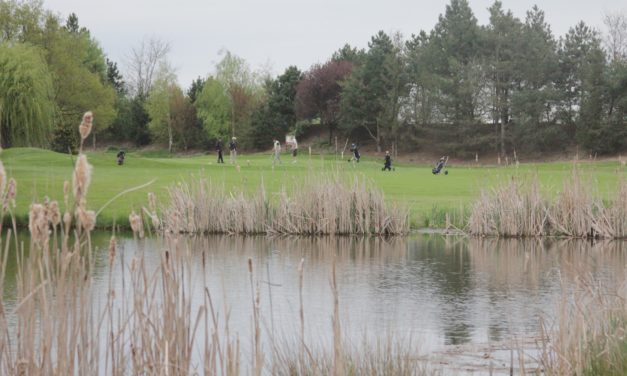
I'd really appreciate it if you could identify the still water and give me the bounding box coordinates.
[4,233,626,373]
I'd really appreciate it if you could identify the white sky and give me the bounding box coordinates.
[43,0,627,89]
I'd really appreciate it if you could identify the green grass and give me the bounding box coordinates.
[2,147,624,228]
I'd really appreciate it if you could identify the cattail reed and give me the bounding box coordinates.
[28,203,48,247]
[3,178,16,210]
[78,111,93,152]
[72,154,92,201]
[468,169,627,239]
[47,200,61,228]
[539,271,627,375]
[108,236,116,267]
[146,192,160,230]
[129,210,144,238]
[76,204,96,232]
[79,111,93,140]
[162,175,409,236]
[63,180,70,207]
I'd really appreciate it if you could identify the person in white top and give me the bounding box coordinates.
[291,137,298,162]
[272,139,282,166]
[229,137,237,164]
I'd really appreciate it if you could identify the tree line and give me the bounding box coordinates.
[1,0,626,157]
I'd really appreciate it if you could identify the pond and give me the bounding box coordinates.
[2,233,625,374]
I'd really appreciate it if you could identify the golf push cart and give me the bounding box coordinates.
[432,156,449,175]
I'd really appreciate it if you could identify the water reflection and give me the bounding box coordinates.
[3,232,626,368]
[103,235,627,350]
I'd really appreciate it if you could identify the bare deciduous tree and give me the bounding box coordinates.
[603,11,627,62]
[125,37,171,97]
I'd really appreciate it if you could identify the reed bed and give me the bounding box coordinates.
[468,169,627,238]
[539,271,627,375]
[162,175,410,236]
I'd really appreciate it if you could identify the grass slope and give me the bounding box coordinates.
[2,147,623,228]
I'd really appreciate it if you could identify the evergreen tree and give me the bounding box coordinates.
[106,58,125,95]
[250,66,302,148]
[557,22,607,151]
[485,1,524,156]
[428,0,482,125]
[510,6,562,153]
[340,31,406,152]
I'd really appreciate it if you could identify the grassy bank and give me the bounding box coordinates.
[2,147,624,229]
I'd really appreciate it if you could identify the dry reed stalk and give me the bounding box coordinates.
[468,169,627,239]
[72,154,92,202]
[163,174,409,236]
[298,257,305,371]
[78,111,93,152]
[468,177,548,237]
[247,258,263,376]
[549,168,597,237]
[539,271,627,375]
[331,257,343,375]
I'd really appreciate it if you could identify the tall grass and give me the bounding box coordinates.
[539,270,627,375]
[162,175,410,236]
[468,168,627,238]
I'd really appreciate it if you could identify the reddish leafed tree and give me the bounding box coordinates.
[229,84,255,136]
[169,89,198,150]
[295,60,353,144]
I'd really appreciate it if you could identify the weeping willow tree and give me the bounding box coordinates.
[0,42,56,148]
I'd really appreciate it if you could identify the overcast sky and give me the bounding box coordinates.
[44,0,626,89]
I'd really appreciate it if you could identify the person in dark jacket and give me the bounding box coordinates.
[216,138,224,163]
[349,143,360,163]
[382,151,392,171]
[116,150,125,165]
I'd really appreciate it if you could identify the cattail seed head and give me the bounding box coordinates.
[151,214,160,229]
[83,210,96,231]
[75,199,96,231]
[43,196,50,220]
[48,201,61,227]
[29,203,49,247]
[72,154,92,199]
[63,211,71,230]
[129,211,144,238]
[79,111,93,141]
